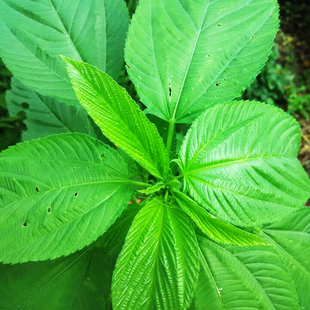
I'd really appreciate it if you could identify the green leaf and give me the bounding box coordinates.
[191,236,299,310]
[125,0,279,123]
[0,133,132,264]
[0,0,129,104]
[63,57,169,180]
[173,190,268,247]
[6,78,105,142]
[0,242,122,310]
[180,101,310,227]
[112,197,199,310]
[263,208,310,310]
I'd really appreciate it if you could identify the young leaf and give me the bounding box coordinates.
[173,190,268,247]
[63,57,169,180]
[125,0,279,123]
[263,208,310,309]
[6,78,105,142]
[180,101,310,227]
[0,133,132,264]
[0,0,129,104]
[191,236,299,310]
[0,243,122,310]
[112,197,199,310]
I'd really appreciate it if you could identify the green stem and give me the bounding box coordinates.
[166,120,176,156]
[175,174,184,180]
[129,180,152,188]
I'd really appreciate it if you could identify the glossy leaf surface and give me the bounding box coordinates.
[180,101,310,227]
[64,57,169,180]
[112,197,199,310]
[6,78,105,141]
[263,208,310,310]
[0,0,129,104]
[174,190,268,247]
[0,133,132,263]
[126,0,279,122]
[191,236,299,310]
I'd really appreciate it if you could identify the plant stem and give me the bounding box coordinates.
[129,180,152,188]
[174,174,184,181]
[166,120,176,156]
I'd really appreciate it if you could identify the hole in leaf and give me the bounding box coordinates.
[74,192,78,197]
[169,86,172,98]
[21,102,29,109]
[87,166,90,169]
[35,186,39,192]
[125,62,131,70]
[72,167,76,171]
[217,23,222,27]
[100,153,105,159]
[47,206,52,214]
[23,221,28,227]
[215,83,220,87]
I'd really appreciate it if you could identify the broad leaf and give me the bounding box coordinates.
[0,0,129,104]
[126,0,279,123]
[173,190,268,247]
[112,197,199,310]
[0,133,132,263]
[64,57,169,180]
[263,208,310,310]
[190,236,299,310]
[0,241,122,310]
[180,101,310,227]
[6,78,105,141]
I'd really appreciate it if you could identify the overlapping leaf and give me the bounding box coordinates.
[112,197,199,310]
[0,242,122,310]
[263,208,310,309]
[64,57,169,180]
[174,190,268,247]
[126,0,279,123]
[0,133,132,263]
[0,0,129,104]
[190,236,299,310]
[180,101,310,227]
[6,78,105,141]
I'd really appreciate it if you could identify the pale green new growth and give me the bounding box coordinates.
[63,57,169,180]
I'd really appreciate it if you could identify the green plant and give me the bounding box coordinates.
[0,0,310,309]
[287,87,310,120]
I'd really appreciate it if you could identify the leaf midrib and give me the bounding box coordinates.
[48,0,83,62]
[170,0,211,121]
[176,2,275,121]
[78,68,163,178]
[184,109,269,171]
[16,248,91,309]
[200,237,277,310]
[184,154,294,176]
[1,177,129,214]
[0,0,77,88]
[262,231,310,279]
